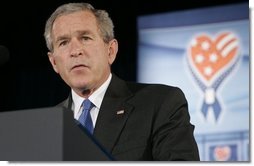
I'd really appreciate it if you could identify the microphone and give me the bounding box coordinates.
[0,45,10,66]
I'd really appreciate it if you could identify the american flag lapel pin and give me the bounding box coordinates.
[116,110,125,115]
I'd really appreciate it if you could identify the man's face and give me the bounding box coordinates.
[48,11,117,96]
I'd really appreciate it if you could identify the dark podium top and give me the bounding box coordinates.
[0,106,113,161]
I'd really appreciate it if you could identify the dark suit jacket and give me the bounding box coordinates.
[60,74,200,161]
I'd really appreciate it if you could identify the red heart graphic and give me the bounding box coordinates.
[214,146,231,161]
[189,32,239,82]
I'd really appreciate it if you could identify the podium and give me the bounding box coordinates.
[0,106,114,161]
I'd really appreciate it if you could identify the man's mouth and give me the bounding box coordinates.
[71,64,88,70]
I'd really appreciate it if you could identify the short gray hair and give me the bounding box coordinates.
[44,2,115,51]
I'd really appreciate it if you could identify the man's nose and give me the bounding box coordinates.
[70,40,83,57]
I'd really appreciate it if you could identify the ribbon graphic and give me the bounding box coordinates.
[187,32,240,121]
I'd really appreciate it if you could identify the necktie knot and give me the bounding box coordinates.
[83,99,93,111]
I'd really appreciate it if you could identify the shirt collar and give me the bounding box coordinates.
[71,73,112,111]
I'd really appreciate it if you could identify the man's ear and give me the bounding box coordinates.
[48,52,59,73]
[108,39,118,65]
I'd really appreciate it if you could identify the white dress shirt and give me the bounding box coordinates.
[71,74,112,127]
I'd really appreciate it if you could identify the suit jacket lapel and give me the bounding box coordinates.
[61,74,134,153]
[93,75,134,153]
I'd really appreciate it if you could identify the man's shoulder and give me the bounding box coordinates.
[56,97,69,108]
[123,81,187,105]
[113,74,180,91]
[126,81,183,95]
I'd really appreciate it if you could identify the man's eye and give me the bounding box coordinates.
[59,41,67,47]
[82,36,91,41]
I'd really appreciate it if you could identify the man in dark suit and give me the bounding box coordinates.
[44,2,200,161]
